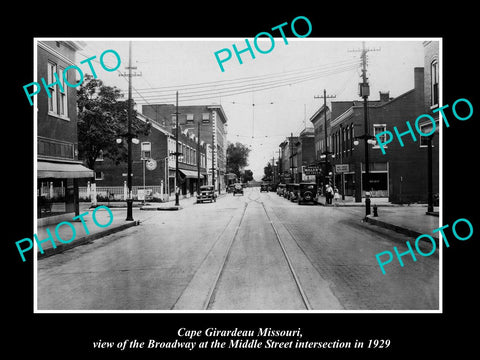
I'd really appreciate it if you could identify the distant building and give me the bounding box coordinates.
[142,104,228,192]
[91,113,208,200]
[36,40,94,222]
[294,128,315,183]
[279,135,298,183]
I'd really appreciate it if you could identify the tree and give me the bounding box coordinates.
[243,169,254,182]
[77,76,151,177]
[262,162,273,182]
[226,142,251,177]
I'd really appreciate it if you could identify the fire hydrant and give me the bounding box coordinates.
[373,204,378,217]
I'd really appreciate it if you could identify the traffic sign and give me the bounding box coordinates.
[146,159,157,171]
[335,164,349,173]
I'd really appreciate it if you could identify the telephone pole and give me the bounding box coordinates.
[314,89,335,194]
[197,121,201,194]
[350,41,380,217]
[175,91,180,206]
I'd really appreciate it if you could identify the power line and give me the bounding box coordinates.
[134,58,361,94]
[133,63,360,104]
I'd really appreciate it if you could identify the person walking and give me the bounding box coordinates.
[325,184,334,205]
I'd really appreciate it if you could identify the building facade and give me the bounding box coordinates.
[91,113,208,200]
[142,104,228,192]
[294,128,315,183]
[328,67,430,203]
[36,40,94,221]
[278,135,298,183]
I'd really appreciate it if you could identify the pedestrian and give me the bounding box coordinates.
[326,184,334,205]
[334,186,340,203]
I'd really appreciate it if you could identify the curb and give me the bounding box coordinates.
[140,206,182,211]
[365,216,439,242]
[37,220,141,259]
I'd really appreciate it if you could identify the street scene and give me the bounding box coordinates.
[34,38,440,311]
[37,188,438,310]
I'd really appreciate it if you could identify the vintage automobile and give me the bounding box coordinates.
[226,184,235,193]
[289,183,300,202]
[196,185,216,203]
[297,182,318,205]
[277,183,286,196]
[284,183,293,198]
[233,183,244,196]
[260,184,269,192]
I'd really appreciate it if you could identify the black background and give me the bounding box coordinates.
[6,4,477,358]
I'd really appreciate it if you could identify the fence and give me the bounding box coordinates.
[79,185,165,201]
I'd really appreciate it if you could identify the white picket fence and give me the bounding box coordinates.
[79,184,165,201]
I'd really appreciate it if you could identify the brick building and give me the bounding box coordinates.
[279,135,298,183]
[328,67,431,203]
[91,113,208,200]
[294,128,315,183]
[142,104,228,192]
[36,40,94,222]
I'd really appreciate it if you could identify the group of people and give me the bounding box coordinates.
[324,184,340,205]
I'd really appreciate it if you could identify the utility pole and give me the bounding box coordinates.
[350,41,380,218]
[126,41,134,221]
[175,91,180,206]
[211,133,215,191]
[197,121,201,194]
[290,132,294,182]
[118,41,142,221]
[314,89,335,194]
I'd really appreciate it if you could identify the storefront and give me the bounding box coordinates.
[37,160,94,219]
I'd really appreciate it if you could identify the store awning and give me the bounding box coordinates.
[179,169,201,179]
[38,161,94,179]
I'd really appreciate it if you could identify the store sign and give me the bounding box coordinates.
[335,164,349,173]
[303,166,321,175]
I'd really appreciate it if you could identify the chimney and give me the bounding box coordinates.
[414,67,424,91]
[379,91,390,102]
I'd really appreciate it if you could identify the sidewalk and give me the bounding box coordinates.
[35,193,226,259]
[318,195,440,240]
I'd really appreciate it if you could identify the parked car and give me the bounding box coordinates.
[233,183,244,196]
[260,184,269,192]
[284,183,293,198]
[289,183,300,202]
[269,183,278,192]
[277,183,286,196]
[227,184,235,193]
[297,182,317,205]
[197,185,216,203]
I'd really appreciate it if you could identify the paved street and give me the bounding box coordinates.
[37,187,439,311]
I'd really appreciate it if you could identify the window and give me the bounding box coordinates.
[58,66,67,116]
[373,124,387,148]
[95,150,104,162]
[186,114,194,123]
[431,60,439,107]
[350,124,354,154]
[202,112,210,123]
[419,122,435,147]
[46,62,68,118]
[47,62,57,114]
[95,171,104,180]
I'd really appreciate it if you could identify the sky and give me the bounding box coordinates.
[76,38,428,180]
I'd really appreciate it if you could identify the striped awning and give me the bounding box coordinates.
[38,161,94,179]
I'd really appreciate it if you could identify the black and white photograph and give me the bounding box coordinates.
[7,7,478,357]
[33,38,441,312]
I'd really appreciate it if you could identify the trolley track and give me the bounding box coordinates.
[202,190,311,310]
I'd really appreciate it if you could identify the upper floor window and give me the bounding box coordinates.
[431,60,439,107]
[47,61,68,118]
[186,114,194,123]
[373,124,387,149]
[202,112,210,123]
